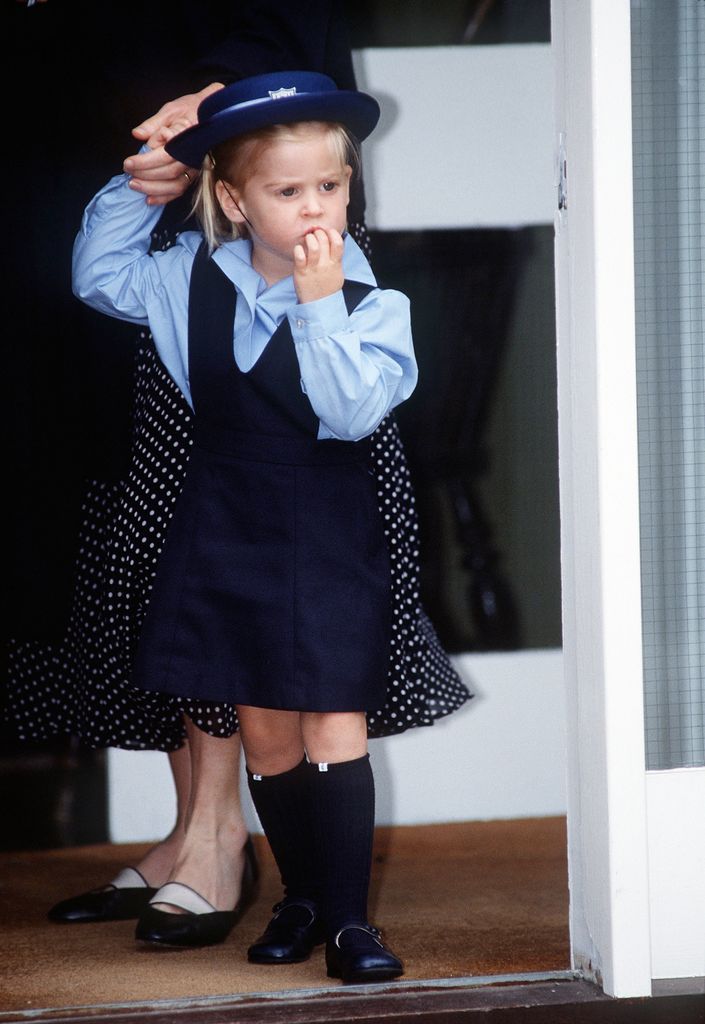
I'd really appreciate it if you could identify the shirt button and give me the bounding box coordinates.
[296,318,305,328]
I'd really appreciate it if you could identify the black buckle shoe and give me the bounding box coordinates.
[48,868,157,923]
[247,898,325,964]
[134,836,259,948]
[326,923,404,983]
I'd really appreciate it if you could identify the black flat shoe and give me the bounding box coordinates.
[135,836,259,948]
[48,868,157,923]
[326,924,404,983]
[247,898,325,964]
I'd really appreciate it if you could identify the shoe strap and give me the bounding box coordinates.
[109,867,150,890]
[272,898,316,925]
[334,924,383,948]
[149,882,217,914]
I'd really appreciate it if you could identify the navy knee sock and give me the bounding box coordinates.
[246,758,318,904]
[307,753,376,937]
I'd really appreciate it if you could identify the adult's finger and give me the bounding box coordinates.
[128,174,191,203]
[131,99,185,141]
[132,83,224,141]
[124,148,193,182]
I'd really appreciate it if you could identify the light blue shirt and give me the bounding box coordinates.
[72,170,417,442]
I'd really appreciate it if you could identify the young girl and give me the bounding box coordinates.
[73,71,414,983]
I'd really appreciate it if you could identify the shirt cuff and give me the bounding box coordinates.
[287,290,349,342]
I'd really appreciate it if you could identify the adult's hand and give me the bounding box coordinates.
[124,82,224,205]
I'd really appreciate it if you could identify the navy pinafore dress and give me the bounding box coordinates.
[132,243,392,712]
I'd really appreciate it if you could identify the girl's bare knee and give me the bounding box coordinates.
[301,711,367,764]
[237,706,304,775]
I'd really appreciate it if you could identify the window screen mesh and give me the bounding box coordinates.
[631,0,704,769]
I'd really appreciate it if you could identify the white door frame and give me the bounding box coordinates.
[552,0,653,997]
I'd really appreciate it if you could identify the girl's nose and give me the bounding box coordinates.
[302,192,324,216]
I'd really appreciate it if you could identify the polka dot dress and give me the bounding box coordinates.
[6,224,472,750]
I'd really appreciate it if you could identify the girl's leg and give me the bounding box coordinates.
[238,706,324,963]
[302,711,403,982]
[239,707,401,979]
[237,706,304,777]
[238,706,311,899]
[300,711,368,764]
[301,711,371,933]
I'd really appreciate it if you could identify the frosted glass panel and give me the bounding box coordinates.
[631,0,705,769]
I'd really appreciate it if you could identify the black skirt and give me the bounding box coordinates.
[134,432,391,710]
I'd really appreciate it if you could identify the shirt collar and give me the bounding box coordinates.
[211,232,377,317]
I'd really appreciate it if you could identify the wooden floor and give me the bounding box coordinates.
[1,819,570,1013]
[2,819,702,1024]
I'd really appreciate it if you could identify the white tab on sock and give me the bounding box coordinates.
[318,762,329,772]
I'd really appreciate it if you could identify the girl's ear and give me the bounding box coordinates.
[215,180,246,226]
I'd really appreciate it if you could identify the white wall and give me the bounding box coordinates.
[353,44,554,229]
[646,768,705,980]
[108,649,567,841]
[373,649,566,826]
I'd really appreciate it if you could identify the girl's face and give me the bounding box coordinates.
[216,127,352,285]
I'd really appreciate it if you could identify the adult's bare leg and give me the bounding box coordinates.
[152,718,248,913]
[130,740,191,887]
[47,738,203,924]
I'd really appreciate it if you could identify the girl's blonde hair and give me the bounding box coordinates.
[192,121,360,252]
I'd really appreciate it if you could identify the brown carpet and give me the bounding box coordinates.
[0,818,569,1013]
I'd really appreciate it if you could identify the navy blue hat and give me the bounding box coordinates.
[165,71,380,168]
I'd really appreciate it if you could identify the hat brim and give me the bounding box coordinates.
[165,91,379,168]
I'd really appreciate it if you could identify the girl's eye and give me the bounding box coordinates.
[280,187,297,197]
[322,181,338,192]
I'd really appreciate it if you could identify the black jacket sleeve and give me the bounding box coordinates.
[186,0,358,92]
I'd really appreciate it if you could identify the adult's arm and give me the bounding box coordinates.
[188,1,356,93]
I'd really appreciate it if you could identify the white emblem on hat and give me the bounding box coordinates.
[268,87,297,100]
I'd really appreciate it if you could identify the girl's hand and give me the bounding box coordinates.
[293,228,345,304]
